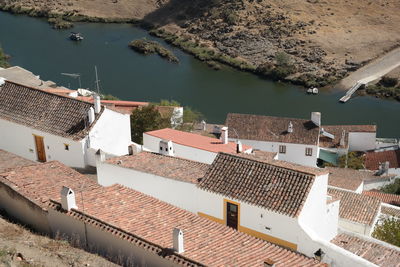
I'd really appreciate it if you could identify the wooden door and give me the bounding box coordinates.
[34,135,46,162]
[226,202,238,229]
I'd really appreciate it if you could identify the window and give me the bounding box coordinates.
[305,147,313,156]
[279,145,286,154]
[64,144,69,151]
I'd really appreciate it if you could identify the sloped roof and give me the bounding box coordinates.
[363,190,400,206]
[319,124,376,149]
[325,167,383,191]
[52,184,324,267]
[365,149,400,170]
[328,188,381,225]
[145,128,251,153]
[332,233,400,266]
[225,113,320,145]
[381,206,400,218]
[0,161,100,209]
[0,149,38,173]
[106,152,209,184]
[198,153,317,217]
[0,81,101,140]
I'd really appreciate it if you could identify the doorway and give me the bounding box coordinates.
[226,202,239,229]
[33,135,46,162]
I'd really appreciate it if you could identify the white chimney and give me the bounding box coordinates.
[0,77,5,86]
[173,228,184,253]
[236,141,243,153]
[287,121,293,133]
[311,112,321,127]
[159,140,174,156]
[88,107,95,124]
[340,130,346,147]
[201,120,206,131]
[93,94,101,114]
[221,127,228,144]
[95,149,105,162]
[60,186,77,211]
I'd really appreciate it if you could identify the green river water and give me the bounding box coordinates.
[0,11,399,137]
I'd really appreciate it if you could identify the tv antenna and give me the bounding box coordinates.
[94,66,100,94]
[61,73,82,88]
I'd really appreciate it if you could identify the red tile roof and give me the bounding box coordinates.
[331,233,400,266]
[106,152,209,183]
[0,161,323,266]
[325,167,383,191]
[365,149,400,170]
[226,113,320,145]
[145,128,251,154]
[0,149,39,173]
[0,81,102,140]
[50,184,324,267]
[363,191,400,206]
[381,205,400,218]
[319,125,376,149]
[0,161,100,209]
[328,188,381,225]
[199,153,318,217]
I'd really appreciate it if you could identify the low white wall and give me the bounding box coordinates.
[0,182,51,234]
[338,218,373,236]
[88,108,131,157]
[232,138,318,167]
[0,119,86,168]
[349,132,376,152]
[97,161,199,213]
[363,177,397,191]
[48,209,176,266]
[143,134,217,164]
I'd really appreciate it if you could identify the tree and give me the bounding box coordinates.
[380,179,400,195]
[372,217,400,247]
[130,105,170,144]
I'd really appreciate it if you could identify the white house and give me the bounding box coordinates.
[225,112,321,167]
[0,80,132,169]
[365,148,400,176]
[143,127,252,164]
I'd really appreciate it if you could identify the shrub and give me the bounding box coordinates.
[379,76,398,88]
[101,94,120,101]
[0,46,10,68]
[380,178,400,195]
[372,217,400,247]
[336,151,365,169]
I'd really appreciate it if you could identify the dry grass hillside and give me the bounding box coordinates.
[1,0,400,86]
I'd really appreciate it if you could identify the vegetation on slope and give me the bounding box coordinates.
[358,76,400,102]
[0,46,10,68]
[129,38,179,63]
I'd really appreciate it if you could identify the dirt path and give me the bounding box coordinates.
[339,47,400,90]
[0,216,118,267]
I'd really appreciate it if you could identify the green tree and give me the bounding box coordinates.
[130,105,170,144]
[380,179,400,195]
[372,217,400,247]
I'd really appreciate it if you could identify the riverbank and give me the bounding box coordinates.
[0,47,10,68]
[2,0,400,89]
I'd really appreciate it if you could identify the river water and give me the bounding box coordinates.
[1,11,399,137]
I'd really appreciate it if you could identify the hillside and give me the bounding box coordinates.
[1,0,400,87]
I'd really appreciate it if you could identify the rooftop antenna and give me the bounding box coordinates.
[94,66,100,95]
[61,73,82,88]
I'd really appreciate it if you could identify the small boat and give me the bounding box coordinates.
[307,87,319,94]
[70,32,84,41]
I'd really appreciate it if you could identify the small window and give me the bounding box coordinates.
[160,146,163,150]
[279,145,286,154]
[64,144,70,151]
[305,147,313,156]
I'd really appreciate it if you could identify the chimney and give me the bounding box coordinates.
[159,140,174,156]
[236,141,243,153]
[128,144,141,155]
[93,93,101,114]
[311,112,321,127]
[60,186,77,211]
[173,228,184,253]
[221,127,228,144]
[0,77,5,86]
[201,120,206,131]
[88,107,95,124]
[340,130,346,147]
[95,149,105,162]
[287,121,293,133]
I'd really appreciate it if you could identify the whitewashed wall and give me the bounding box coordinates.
[88,108,131,157]
[348,132,376,151]
[363,176,398,191]
[0,118,86,168]
[143,133,217,164]
[338,218,374,236]
[231,138,318,167]
[96,161,199,212]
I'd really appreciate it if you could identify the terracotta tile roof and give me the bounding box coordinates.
[0,81,101,140]
[0,149,39,173]
[198,153,317,217]
[105,152,209,184]
[381,206,400,218]
[319,125,376,149]
[49,184,323,267]
[328,188,381,225]
[365,149,400,170]
[145,128,252,153]
[331,233,400,266]
[225,113,320,145]
[363,191,400,206]
[325,167,383,191]
[0,161,100,209]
